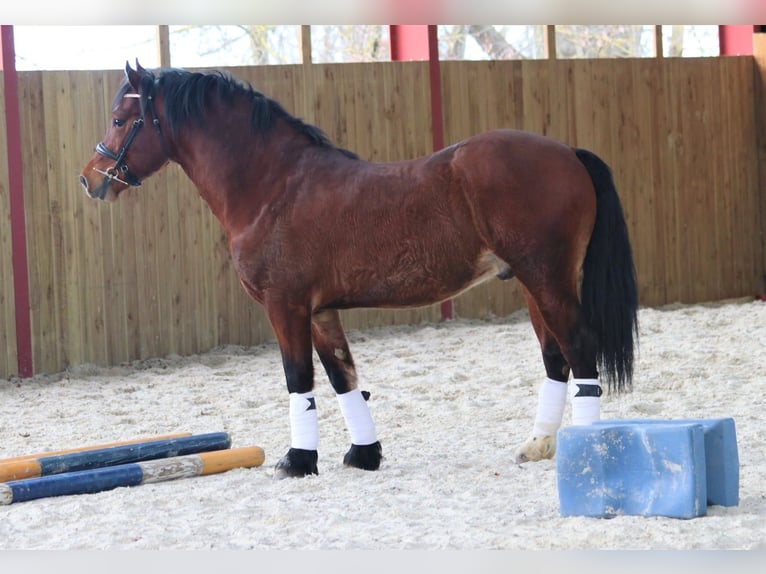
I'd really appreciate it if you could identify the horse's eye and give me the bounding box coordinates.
[113,118,126,127]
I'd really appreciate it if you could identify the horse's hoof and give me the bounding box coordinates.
[514,435,556,463]
[343,441,383,471]
[273,448,319,479]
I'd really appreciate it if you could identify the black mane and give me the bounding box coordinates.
[119,67,358,159]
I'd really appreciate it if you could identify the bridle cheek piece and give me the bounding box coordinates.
[93,91,170,199]
[93,117,145,190]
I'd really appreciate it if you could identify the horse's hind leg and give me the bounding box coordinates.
[514,282,602,463]
[514,288,570,463]
[311,309,382,471]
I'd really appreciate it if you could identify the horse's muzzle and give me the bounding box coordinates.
[79,174,91,194]
[80,174,100,199]
[80,173,111,201]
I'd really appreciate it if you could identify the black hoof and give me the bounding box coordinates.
[274,448,318,479]
[343,441,383,471]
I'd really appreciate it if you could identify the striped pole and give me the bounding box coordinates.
[0,433,191,464]
[0,447,266,505]
[0,432,231,482]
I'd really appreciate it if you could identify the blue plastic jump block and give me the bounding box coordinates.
[593,418,739,507]
[556,423,707,519]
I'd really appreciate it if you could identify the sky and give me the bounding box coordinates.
[13,27,161,71]
[9,25,724,72]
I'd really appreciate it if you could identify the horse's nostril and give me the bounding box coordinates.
[79,174,89,191]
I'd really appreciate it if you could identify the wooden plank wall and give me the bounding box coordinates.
[0,56,763,378]
[753,36,766,296]
[0,70,18,378]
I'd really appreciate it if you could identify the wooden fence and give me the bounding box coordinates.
[1,77,16,376]
[1,56,764,378]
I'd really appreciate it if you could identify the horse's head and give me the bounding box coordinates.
[79,61,171,202]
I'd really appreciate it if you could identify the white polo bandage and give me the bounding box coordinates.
[532,377,568,436]
[337,388,377,446]
[289,392,319,450]
[570,378,602,425]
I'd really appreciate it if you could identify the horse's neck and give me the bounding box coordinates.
[173,123,312,236]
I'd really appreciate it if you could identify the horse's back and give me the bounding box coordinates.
[450,129,591,186]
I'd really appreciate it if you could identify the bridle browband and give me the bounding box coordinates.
[93,84,171,199]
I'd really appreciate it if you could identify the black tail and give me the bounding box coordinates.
[575,148,638,394]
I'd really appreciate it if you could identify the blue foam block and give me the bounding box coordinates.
[556,423,707,519]
[593,418,739,507]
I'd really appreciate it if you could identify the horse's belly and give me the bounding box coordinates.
[331,251,510,310]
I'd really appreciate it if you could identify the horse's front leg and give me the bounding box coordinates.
[267,302,321,479]
[311,309,382,471]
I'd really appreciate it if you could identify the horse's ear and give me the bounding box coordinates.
[125,60,141,91]
[135,59,146,73]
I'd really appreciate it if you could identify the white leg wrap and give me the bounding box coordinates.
[569,378,602,425]
[532,377,568,436]
[337,389,377,446]
[289,392,319,450]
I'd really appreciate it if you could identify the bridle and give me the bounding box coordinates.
[92,86,171,199]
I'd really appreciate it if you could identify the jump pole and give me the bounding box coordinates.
[0,432,231,482]
[0,432,192,464]
[0,446,266,505]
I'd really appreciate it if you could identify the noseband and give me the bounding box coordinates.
[93,90,170,199]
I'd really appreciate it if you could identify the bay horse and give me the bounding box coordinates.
[79,62,638,479]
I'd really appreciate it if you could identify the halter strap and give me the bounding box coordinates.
[146,94,171,159]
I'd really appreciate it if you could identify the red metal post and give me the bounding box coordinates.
[389,25,430,60]
[427,25,452,320]
[389,25,452,320]
[426,25,445,152]
[1,25,34,378]
[719,25,757,55]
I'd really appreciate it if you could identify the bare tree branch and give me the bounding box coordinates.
[467,25,525,59]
